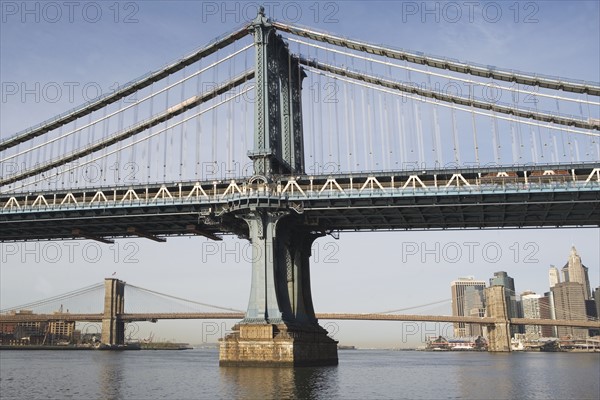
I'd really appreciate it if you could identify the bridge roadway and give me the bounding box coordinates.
[1,312,599,329]
[1,164,599,241]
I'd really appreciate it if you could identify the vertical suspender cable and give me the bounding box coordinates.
[428,66,441,167]
[379,90,387,170]
[228,42,235,173]
[366,56,373,170]
[117,97,125,183]
[397,96,405,168]
[386,65,395,169]
[242,48,249,177]
[180,67,186,179]
[415,100,425,165]
[551,127,558,163]
[349,75,357,171]
[334,75,341,171]
[147,82,154,182]
[318,73,325,169]
[470,87,479,166]
[333,53,341,172]
[195,61,202,179]
[309,56,316,173]
[555,98,568,160]
[343,80,351,172]
[530,127,538,164]
[327,46,333,165]
[451,106,460,165]
[163,75,169,180]
[491,112,499,163]
[212,54,218,177]
[350,54,357,171]
[363,89,373,171]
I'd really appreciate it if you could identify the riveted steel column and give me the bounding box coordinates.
[241,210,289,324]
[249,8,279,176]
[248,7,305,177]
[289,56,306,174]
[286,229,322,326]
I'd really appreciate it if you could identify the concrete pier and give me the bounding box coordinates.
[220,324,338,367]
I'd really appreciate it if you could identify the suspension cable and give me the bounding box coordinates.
[1,72,255,187]
[2,85,254,193]
[273,20,600,95]
[285,36,600,106]
[0,24,251,151]
[305,67,600,137]
[1,45,253,164]
[126,284,243,312]
[0,283,104,313]
[298,57,599,131]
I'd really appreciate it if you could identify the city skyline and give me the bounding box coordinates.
[1,1,599,348]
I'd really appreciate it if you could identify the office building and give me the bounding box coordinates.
[464,285,485,337]
[562,246,591,300]
[551,282,588,338]
[450,277,486,337]
[521,292,555,339]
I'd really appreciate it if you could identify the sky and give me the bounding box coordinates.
[1,1,599,348]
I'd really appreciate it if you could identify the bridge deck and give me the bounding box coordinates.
[1,165,599,241]
[1,312,598,329]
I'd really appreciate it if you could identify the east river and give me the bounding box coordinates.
[1,349,598,399]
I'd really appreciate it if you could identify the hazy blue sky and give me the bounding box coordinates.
[1,1,599,347]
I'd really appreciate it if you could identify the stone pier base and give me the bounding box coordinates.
[219,324,338,367]
[487,323,512,352]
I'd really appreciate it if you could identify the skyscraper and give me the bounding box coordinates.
[464,286,485,337]
[489,271,519,336]
[521,293,541,336]
[548,266,560,288]
[521,292,545,339]
[562,246,591,300]
[545,291,558,337]
[538,294,554,337]
[451,277,487,337]
[551,282,588,338]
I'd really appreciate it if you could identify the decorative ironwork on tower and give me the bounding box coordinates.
[248,7,305,178]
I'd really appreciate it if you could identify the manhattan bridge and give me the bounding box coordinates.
[1,9,599,365]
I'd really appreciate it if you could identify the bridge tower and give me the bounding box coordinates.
[484,286,512,352]
[101,278,125,346]
[219,8,338,366]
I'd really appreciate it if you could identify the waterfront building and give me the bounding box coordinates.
[48,320,75,340]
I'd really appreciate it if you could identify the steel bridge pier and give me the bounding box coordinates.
[218,8,337,366]
[219,210,338,366]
